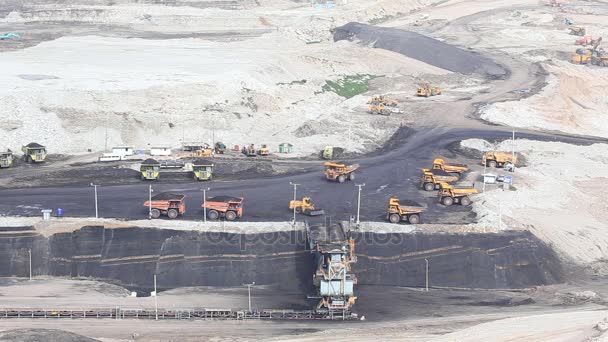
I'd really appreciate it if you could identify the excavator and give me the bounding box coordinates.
[289,197,325,216]
[416,82,442,97]
[386,197,424,224]
[437,182,478,206]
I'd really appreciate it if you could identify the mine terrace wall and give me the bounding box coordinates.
[0,226,564,290]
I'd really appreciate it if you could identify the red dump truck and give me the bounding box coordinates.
[202,196,244,221]
[143,193,186,219]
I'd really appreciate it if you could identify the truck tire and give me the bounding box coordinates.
[488,160,497,168]
[295,207,302,214]
[431,89,436,96]
[151,209,161,219]
[460,196,472,206]
[442,196,454,206]
[207,210,219,220]
[225,210,237,221]
[338,174,346,183]
[348,172,356,181]
[389,213,401,224]
[408,214,420,224]
[424,182,435,191]
[167,209,178,219]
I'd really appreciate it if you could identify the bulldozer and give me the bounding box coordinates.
[437,182,478,206]
[22,142,46,163]
[192,159,214,181]
[0,151,13,168]
[420,169,459,191]
[387,197,424,224]
[324,162,359,183]
[242,144,256,157]
[568,26,586,36]
[140,158,161,180]
[289,197,325,216]
[144,193,186,219]
[257,144,270,156]
[432,158,468,178]
[482,151,518,168]
[416,82,442,97]
[368,95,400,115]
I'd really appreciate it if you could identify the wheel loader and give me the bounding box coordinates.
[432,158,469,178]
[568,26,586,36]
[571,48,594,64]
[22,143,46,163]
[416,82,442,97]
[420,169,459,191]
[437,182,478,206]
[289,197,325,216]
[482,151,518,168]
[0,151,13,168]
[144,193,186,219]
[387,197,424,224]
[324,162,359,183]
[202,196,244,221]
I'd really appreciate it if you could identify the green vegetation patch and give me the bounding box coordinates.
[320,74,378,98]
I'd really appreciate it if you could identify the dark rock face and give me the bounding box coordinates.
[0,226,562,290]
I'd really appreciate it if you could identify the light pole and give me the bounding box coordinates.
[28,248,32,281]
[201,188,210,223]
[424,258,429,292]
[355,183,365,225]
[244,282,255,312]
[90,183,99,218]
[148,184,153,219]
[153,274,158,320]
[289,182,299,225]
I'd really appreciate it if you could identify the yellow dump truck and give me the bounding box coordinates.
[432,158,469,178]
[22,143,46,163]
[0,151,13,168]
[192,159,214,181]
[324,162,359,183]
[482,151,518,168]
[420,169,459,191]
[387,197,424,224]
[437,182,478,206]
[140,158,161,180]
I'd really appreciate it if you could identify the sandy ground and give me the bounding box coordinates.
[1,277,608,341]
[462,138,608,272]
[0,0,450,156]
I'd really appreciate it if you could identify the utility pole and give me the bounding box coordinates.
[90,183,99,218]
[148,185,153,220]
[289,182,299,225]
[424,258,429,292]
[201,188,210,223]
[244,282,255,312]
[355,183,365,225]
[512,129,516,173]
[498,200,502,230]
[153,274,158,320]
[28,248,32,281]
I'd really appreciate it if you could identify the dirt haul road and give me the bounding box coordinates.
[0,128,601,224]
